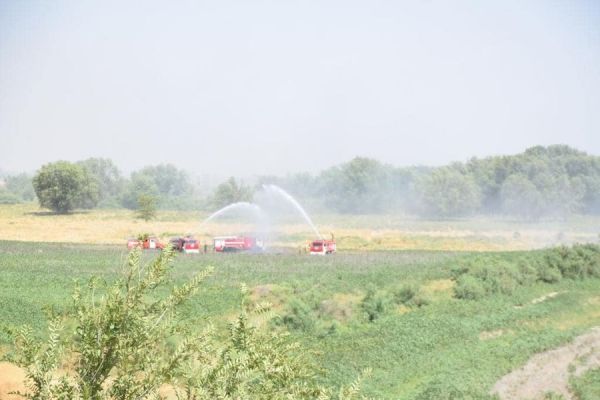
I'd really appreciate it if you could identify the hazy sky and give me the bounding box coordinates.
[1,0,599,177]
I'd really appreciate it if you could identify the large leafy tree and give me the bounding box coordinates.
[5,173,36,202]
[120,174,160,209]
[32,161,99,213]
[500,174,544,220]
[121,164,193,209]
[77,158,123,204]
[210,177,253,209]
[416,167,481,217]
[133,164,191,197]
[319,157,391,214]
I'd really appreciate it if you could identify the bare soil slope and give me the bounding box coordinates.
[492,327,600,400]
[0,362,26,400]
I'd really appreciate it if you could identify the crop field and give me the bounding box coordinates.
[1,237,600,399]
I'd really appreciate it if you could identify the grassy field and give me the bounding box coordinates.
[1,203,599,251]
[1,240,600,398]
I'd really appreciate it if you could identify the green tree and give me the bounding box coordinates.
[135,194,157,221]
[416,167,481,217]
[32,161,99,213]
[133,164,191,197]
[77,158,123,205]
[120,174,159,209]
[5,173,36,202]
[500,174,544,219]
[210,177,253,209]
[320,157,391,213]
[0,187,21,204]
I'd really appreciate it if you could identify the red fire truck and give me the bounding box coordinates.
[127,236,164,250]
[170,236,201,254]
[309,239,336,255]
[213,236,264,253]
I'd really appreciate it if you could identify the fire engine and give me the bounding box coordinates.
[213,236,264,253]
[309,239,336,255]
[170,236,201,254]
[127,236,164,250]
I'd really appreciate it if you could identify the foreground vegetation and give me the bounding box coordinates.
[1,241,600,398]
[6,246,366,399]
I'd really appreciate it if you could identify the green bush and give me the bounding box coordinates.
[569,367,600,400]
[516,259,539,285]
[454,275,486,300]
[281,297,317,332]
[547,245,600,280]
[393,284,417,305]
[537,261,562,283]
[360,286,391,322]
[453,245,600,300]
[409,293,431,308]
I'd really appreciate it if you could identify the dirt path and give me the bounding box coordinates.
[491,327,600,400]
[0,362,26,400]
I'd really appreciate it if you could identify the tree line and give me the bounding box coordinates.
[1,145,600,219]
[259,145,600,219]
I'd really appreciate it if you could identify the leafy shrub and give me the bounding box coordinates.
[454,275,486,300]
[281,297,316,332]
[483,262,521,295]
[360,286,391,322]
[516,259,539,285]
[453,244,600,301]
[569,367,600,400]
[547,245,600,279]
[9,246,212,398]
[409,293,431,308]
[393,284,417,305]
[537,261,562,283]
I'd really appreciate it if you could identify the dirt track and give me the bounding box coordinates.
[0,362,26,400]
[492,327,600,400]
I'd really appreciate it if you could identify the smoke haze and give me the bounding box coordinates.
[1,1,599,176]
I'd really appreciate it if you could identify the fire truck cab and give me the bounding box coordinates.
[127,236,164,250]
[170,236,200,254]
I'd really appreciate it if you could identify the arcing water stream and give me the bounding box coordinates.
[261,184,322,239]
[201,202,264,225]
[199,185,322,240]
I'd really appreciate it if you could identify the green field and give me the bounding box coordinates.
[1,240,600,398]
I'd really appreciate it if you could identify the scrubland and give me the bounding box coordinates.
[1,236,600,398]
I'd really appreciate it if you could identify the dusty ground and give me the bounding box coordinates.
[0,362,26,400]
[492,327,600,400]
[0,361,178,400]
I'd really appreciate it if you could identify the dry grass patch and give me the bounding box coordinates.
[318,293,362,322]
[479,329,513,341]
[249,284,289,313]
